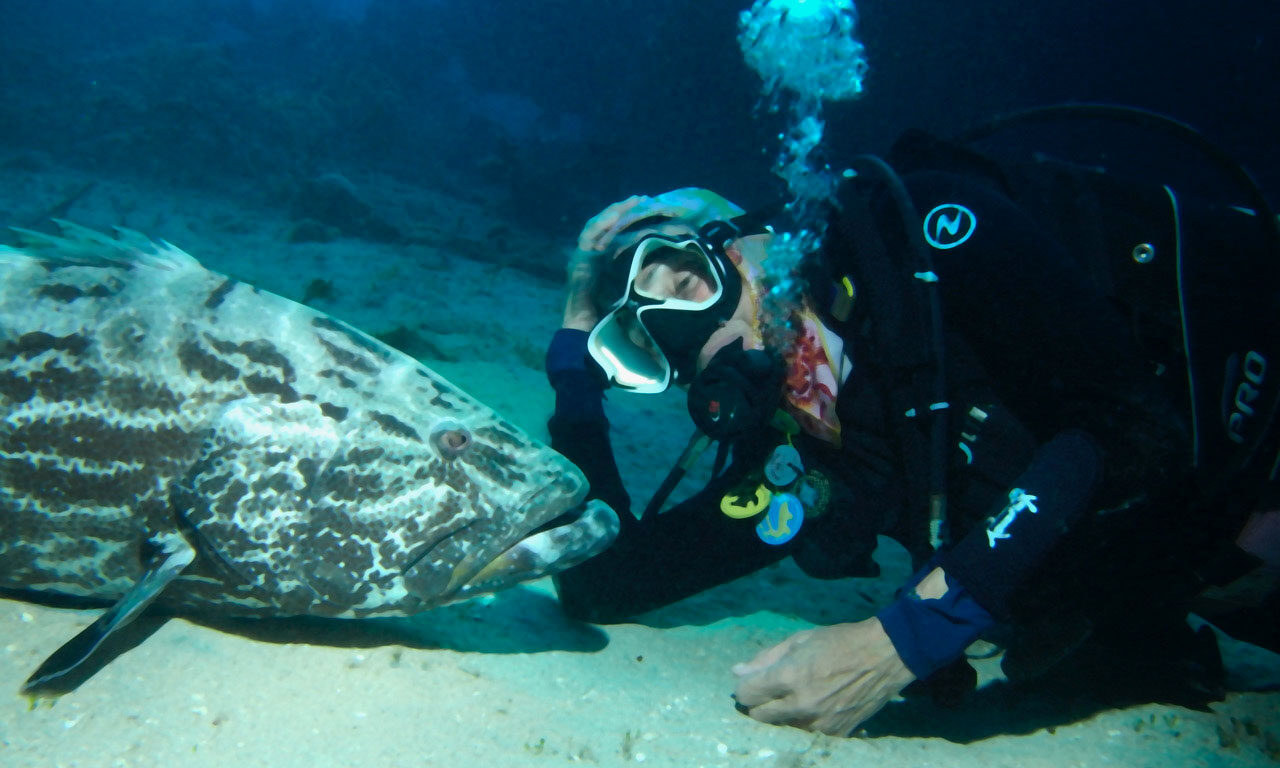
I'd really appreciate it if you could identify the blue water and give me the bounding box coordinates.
[1,0,1275,235]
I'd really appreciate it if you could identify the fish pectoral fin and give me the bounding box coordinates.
[21,534,195,697]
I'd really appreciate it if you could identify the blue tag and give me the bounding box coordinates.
[764,444,803,488]
[756,492,804,545]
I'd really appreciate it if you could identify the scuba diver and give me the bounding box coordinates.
[544,106,1280,736]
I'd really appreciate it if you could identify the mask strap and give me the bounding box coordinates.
[700,208,775,243]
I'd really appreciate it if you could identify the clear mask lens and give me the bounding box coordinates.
[588,306,670,392]
[629,239,722,306]
[588,234,730,393]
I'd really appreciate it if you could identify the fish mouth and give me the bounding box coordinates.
[401,490,619,606]
[446,498,619,600]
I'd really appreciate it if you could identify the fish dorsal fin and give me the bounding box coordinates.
[4,220,202,273]
[21,534,195,697]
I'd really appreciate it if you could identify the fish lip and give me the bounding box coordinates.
[399,480,563,581]
[401,479,593,603]
[448,497,619,600]
[518,477,587,524]
[436,485,586,594]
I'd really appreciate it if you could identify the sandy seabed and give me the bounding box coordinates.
[1,160,1278,767]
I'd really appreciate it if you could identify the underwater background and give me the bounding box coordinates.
[1,1,1278,766]
[3,0,1278,228]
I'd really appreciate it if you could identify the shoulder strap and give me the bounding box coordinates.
[826,155,951,555]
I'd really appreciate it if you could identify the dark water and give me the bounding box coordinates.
[0,0,1276,247]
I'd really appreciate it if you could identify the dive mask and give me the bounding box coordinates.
[587,229,743,393]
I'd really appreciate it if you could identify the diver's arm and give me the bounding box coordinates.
[872,430,1102,681]
[937,429,1103,620]
[547,328,792,622]
[733,435,1103,734]
[546,328,631,518]
[554,478,791,623]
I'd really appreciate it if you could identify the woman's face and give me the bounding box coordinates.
[607,227,762,382]
[633,248,717,304]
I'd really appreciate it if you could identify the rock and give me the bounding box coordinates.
[291,172,402,242]
[287,218,340,244]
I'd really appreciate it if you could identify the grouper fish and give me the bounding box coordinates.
[0,222,618,694]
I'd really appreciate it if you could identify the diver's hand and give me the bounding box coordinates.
[577,188,746,253]
[566,188,744,330]
[732,619,916,736]
[576,194,654,252]
[564,195,656,331]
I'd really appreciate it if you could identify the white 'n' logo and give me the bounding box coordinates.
[923,204,977,250]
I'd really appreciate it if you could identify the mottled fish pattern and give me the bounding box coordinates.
[0,224,615,624]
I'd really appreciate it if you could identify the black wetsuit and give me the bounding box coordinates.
[546,136,1279,684]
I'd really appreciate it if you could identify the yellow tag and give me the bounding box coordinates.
[721,484,772,519]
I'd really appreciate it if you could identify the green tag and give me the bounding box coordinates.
[769,409,800,436]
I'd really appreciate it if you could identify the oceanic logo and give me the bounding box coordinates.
[923,203,977,250]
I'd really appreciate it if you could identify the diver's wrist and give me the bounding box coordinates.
[876,572,994,681]
[546,328,593,378]
[562,312,598,332]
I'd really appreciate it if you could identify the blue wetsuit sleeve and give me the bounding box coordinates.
[937,429,1103,621]
[546,328,606,424]
[876,561,994,680]
[878,430,1101,680]
[545,328,629,518]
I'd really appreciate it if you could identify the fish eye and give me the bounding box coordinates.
[431,422,472,459]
